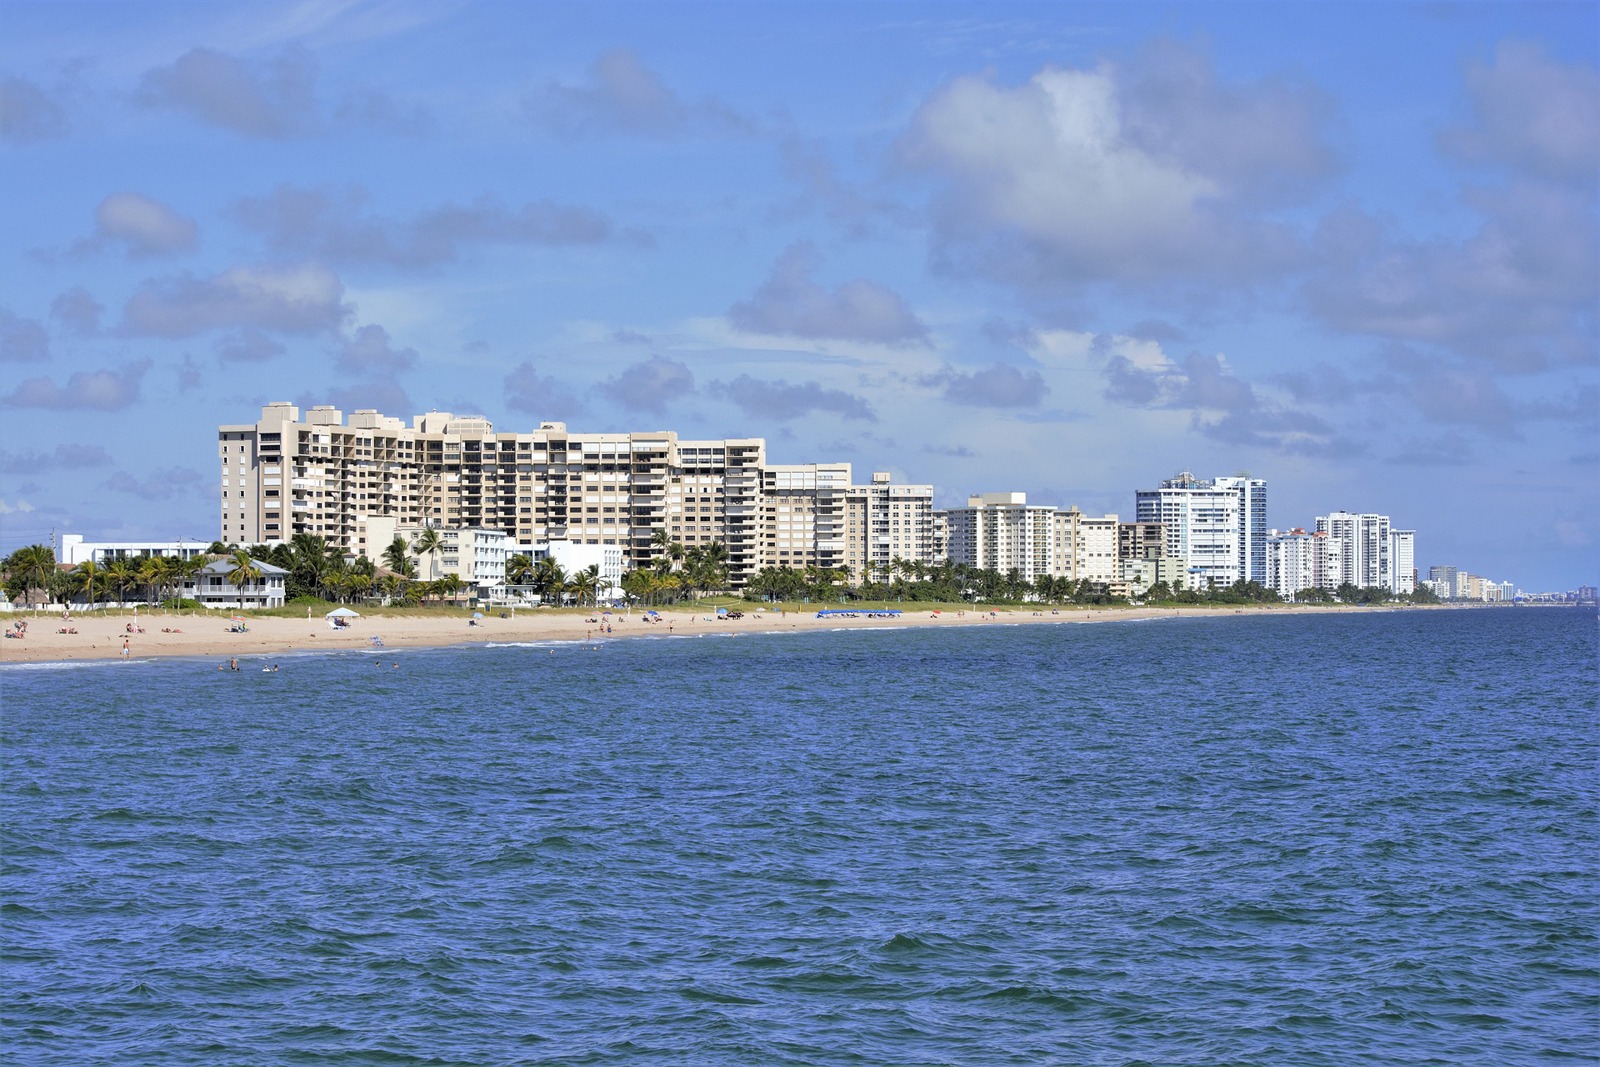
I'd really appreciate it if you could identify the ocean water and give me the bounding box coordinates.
[3,607,1596,1066]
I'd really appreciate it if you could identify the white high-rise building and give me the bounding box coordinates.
[943,492,1057,581]
[1315,511,1416,592]
[1389,529,1416,594]
[942,494,1126,585]
[1266,528,1344,600]
[1135,471,1268,588]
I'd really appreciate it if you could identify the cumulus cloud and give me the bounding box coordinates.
[100,466,205,500]
[1103,349,1256,412]
[710,375,876,421]
[338,323,417,375]
[1117,39,1338,203]
[80,192,198,258]
[0,443,112,473]
[1,308,50,363]
[233,184,626,267]
[51,286,103,335]
[729,243,928,345]
[214,328,285,364]
[598,356,695,413]
[2,360,150,410]
[922,362,1048,408]
[0,75,69,143]
[526,48,750,138]
[504,360,580,416]
[137,46,317,138]
[1302,183,1597,371]
[1441,41,1600,184]
[897,45,1322,292]
[122,262,349,337]
[135,45,427,139]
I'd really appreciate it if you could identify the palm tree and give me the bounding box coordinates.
[412,527,444,582]
[381,535,414,577]
[436,573,466,605]
[105,559,136,608]
[5,545,56,608]
[289,533,332,600]
[650,528,684,576]
[138,555,174,607]
[75,559,104,610]
[226,548,264,607]
[506,553,534,587]
[699,540,729,595]
[531,558,566,603]
[568,564,601,607]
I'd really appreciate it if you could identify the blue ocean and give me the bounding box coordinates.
[4,607,1597,1065]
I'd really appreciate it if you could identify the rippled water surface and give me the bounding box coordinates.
[4,607,1597,1065]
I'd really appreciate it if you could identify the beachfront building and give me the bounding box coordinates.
[942,494,1128,586]
[220,403,769,585]
[187,558,289,609]
[59,534,213,567]
[1135,471,1268,588]
[1266,528,1344,600]
[943,493,1058,582]
[546,541,626,601]
[1118,522,1166,564]
[219,403,941,590]
[1313,511,1414,593]
[356,518,509,588]
[843,472,940,584]
[1051,507,1121,584]
[1120,554,1188,596]
[762,462,852,576]
[1389,528,1416,594]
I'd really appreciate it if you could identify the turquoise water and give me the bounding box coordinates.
[4,608,1597,1065]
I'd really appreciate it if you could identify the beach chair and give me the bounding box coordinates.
[370,635,385,647]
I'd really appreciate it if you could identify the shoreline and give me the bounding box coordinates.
[0,602,1478,667]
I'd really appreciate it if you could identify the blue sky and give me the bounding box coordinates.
[1,0,1595,590]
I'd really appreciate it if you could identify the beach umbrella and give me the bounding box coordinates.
[472,611,484,619]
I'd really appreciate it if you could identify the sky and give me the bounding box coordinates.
[0,1,1595,590]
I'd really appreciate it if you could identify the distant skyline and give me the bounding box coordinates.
[1,1,1594,589]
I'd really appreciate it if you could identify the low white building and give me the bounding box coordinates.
[356,519,508,593]
[60,534,212,567]
[187,558,289,609]
[546,541,625,600]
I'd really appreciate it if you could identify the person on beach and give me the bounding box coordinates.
[121,637,130,658]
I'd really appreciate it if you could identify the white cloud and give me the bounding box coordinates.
[1,360,151,410]
[233,184,627,267]
[90,192,198,258]
[122,262,349,337]
[897,48,1320,291]
[729,243,928,346]
[1442,40,1600,184]
[137,46,318,138]
[526,49,752,139]
[0,76,68,143]
[0,309,50,363]
[598,356,695,412]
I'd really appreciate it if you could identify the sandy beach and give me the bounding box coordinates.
[0,602,1450,666]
